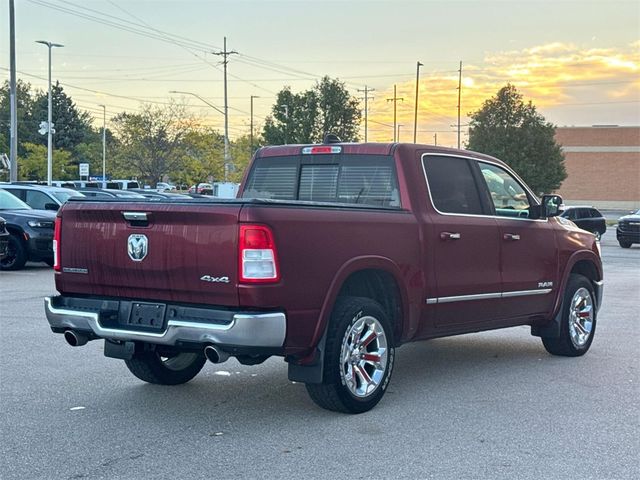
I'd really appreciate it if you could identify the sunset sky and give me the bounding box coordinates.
[2,0,639,147]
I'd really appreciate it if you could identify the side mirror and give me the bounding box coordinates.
[541,194,563,218]
[530,194,563,219]
[44,203,59,211]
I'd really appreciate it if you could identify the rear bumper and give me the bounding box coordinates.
[44,296,286,349]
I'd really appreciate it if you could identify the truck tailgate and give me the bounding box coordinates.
[56,201,242,306]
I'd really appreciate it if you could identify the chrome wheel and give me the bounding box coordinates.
[568,287,594,348]
[340,315,388,398]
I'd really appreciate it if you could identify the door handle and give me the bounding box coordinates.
[503,233,521,241]
[440,232,461,240]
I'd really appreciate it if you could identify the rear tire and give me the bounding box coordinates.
[542,274,596,357]
[619,240,632,248]
[0,235,27,271]
[125,349,206,385]
[305,297,395,414]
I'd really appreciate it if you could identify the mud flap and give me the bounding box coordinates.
[287,331,327,384]
[531,308,562,338]
[104,339,136,360]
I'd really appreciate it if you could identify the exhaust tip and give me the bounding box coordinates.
[64,330,88,347]
[204,345,229,364]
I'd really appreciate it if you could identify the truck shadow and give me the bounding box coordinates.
[100,328,559,426]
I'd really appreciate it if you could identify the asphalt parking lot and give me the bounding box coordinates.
[1,233,638,480]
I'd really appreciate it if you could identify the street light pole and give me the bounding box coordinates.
[99,104,106,186]
[9,0,18,182]
[36,40,63,186]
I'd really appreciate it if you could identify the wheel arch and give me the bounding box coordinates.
[553,250,603,318]
[311,256,411,351]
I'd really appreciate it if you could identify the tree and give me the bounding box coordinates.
[0,79,37,157]
[315,76,361,142]
[262,76,361,145]
[263,87,318,145]
[32,82,93,152]
[175,128,225,187]
[467,84,567,193]
[19,142,74,180]
[111,103,198,186]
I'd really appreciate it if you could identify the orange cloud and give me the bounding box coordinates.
[365,41,640,146]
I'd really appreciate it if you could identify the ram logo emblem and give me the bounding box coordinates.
[127,234,148,262]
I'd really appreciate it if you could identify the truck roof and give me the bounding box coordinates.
[256,142,508,168]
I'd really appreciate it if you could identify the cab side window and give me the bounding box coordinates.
[478,162,531,218]
[423,156,484,215]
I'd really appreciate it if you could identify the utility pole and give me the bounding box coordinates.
[250,95,259,154]
[434,133,437,146]
[386,85,404,142]
[9,0,18,182]
[357,86,375,142]
[99,104,106,186]
[397,124,404,142]
[36,40,64,186]
[457,61,462,149]
[213,37,237,181]
[413,61,423,144]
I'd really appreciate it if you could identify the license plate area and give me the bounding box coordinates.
[125,302,167,331]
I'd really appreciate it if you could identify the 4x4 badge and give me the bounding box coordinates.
[128,234,148,261]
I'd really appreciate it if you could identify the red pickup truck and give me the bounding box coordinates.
[45,141,603,413]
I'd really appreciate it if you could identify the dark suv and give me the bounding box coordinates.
[560,206,606,240]
[616,209,640,248]
[0,189,56,270]
[0,216,9,261]
[2,184,84,211]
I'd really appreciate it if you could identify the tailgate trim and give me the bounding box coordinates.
[44,296,286,347]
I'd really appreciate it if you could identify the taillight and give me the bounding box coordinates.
[238,225,280,283]
[53,217,61,272]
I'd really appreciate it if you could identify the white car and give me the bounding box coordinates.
[156,182,176,192]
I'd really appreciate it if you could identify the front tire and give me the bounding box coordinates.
[542,274,596,357]
[124,349,206,385]
[619,240,632,248]
[0,235,27,271]
[305,297,395,414]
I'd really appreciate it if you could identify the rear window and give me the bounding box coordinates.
[242,154,400,207]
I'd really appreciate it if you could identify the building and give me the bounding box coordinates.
[554,126,640,210]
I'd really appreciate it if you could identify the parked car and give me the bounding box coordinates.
[76,188,146,199]
[45,140,603,413]
[188,183,213,195]
[0,189,56,270]
[112,180,141,190]
[616,209,640,248]
[560,206,607,240]
[2,184,85,211]
[128,189,190,199]
[0,216,9,261]
[156,182,176,192]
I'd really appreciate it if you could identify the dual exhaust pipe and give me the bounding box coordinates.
[64,330,230,365]
[204,344,229,364]
[64,330,89,347]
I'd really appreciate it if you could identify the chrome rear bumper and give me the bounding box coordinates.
[44,296,286,348]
